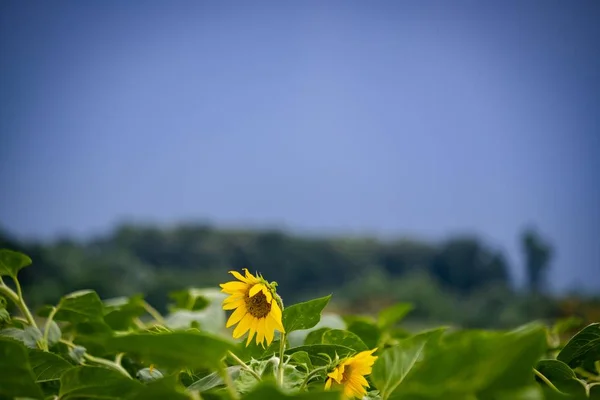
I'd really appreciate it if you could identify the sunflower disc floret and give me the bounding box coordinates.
[220,268,285,347]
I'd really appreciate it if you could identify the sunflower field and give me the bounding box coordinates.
[0,249,599,400]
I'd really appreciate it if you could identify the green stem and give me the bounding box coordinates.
[227,350,261,382]
[534,368,562,394]
[277,332,287,386]
[42,306,59,351]
[115,352,125,366]
[0,279,38,328]
[142,301,166,325]
[299,366,329,391]
[59,339,131,378]
[218,362,239,400]
[84,353,131,378]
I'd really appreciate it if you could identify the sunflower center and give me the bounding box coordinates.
[245,291,272,318]
[341,364,353,382]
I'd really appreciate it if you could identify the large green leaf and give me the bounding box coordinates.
[346,319,381,349]
[241,383,341,399]
[0,249,32,277]
[373,324,547,399]
[535,359,586,397]
[128,375,191,400]
[0,326,44,349]
[103,295,147,331]
[28,349,73,382]
[371,328,444,400]
[59,366,142,399]
[378,303,413,330]
[287,313,346,348]
[283,295,331,333]
[106,331,235,370]
[557,323,600,369]
[41,290,105,323]
[0,337,44,399]
[320,329,369,352]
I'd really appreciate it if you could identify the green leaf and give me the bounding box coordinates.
[240,383,341,399]
[28,349,73,382]
[374,324,547,399]
[557,323,600,369]
[286,344,355,366]
[106,331,235,370]
[0,307,9,323]
[287,313,346,348]
[378,303,413,330]
[346,320,381,349]
[59,366,142,400]
[1,326,43,349]
[0,249,32,277]
[128,374,191,400]
[304,328,331,345]
[50,290,105,323]
[321,329,369,352]
[288,351,313,372]
[103,295,146,331]
[187,366,241,392]
[535,359,586,397]
[169,288,211,311]
[283,295,331,334]
[371,328,444,400]
[0,337,44,399]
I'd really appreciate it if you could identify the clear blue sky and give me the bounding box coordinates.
[1,1,599,291]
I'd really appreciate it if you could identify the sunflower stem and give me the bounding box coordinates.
[277,332,287,387]
[227,350,261,381]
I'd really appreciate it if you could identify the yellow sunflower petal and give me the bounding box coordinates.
[248,283,266,298]
[264,318,274,345]
[243,268,259,283]
[261,287,273,302]
[246,317,259,346]
[220,281,248,293]
[233,313,253,338]
[226,306,247,328]
[228,270,249,283]
[255,318,266,346]
[223,299,245,310]
[324,378,332,390]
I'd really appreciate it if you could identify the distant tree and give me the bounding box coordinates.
[430,237,510,293]
[521,228,553,292]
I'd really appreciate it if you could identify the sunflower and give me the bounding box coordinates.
[325,349,378,399]
[220,268,285,347]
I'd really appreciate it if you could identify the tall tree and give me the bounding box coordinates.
[521,228,553,292]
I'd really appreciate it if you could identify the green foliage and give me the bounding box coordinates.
[283,295,331,333]
[0,337,44,399]
[0,247,598,400]
[557,323,600,369]
[106,331,236,370]
[0,248,32,277]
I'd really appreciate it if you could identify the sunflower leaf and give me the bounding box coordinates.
[283,295,331,333]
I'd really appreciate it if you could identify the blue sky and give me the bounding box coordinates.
[1,1,599,291]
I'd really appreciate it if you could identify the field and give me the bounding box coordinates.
[1,248,598,400]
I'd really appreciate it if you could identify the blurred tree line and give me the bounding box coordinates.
[0,223,595,328]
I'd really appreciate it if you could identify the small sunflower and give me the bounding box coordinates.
[325,348,378,399]
[220,268,285,347]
